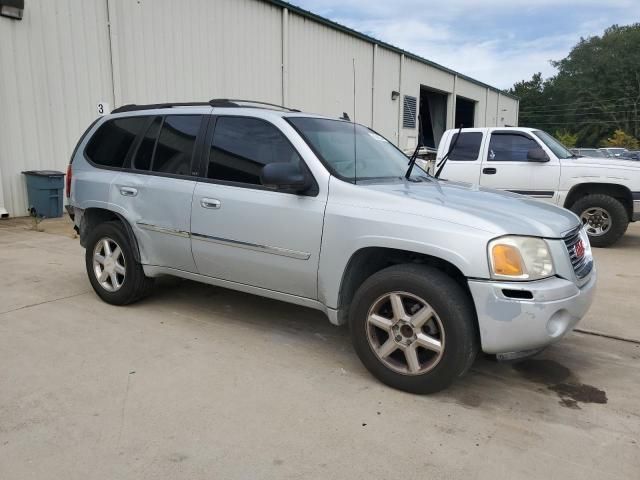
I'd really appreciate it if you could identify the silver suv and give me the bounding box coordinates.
[67,100,596,393]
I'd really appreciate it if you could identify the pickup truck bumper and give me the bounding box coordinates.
[467,273,596,354]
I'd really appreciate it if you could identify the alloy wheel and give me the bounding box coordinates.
[92,237,126,292]
[365,291,445,375]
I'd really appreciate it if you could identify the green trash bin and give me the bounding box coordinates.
[21,170,66,218]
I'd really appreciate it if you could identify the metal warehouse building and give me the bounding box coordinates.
[0,0,519,217]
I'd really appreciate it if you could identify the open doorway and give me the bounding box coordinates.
[455,96,476,128]
[419,87,448,148]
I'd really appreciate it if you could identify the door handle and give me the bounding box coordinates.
[200,198,221,209]
[482,168,497,175]
[119,186,138,197]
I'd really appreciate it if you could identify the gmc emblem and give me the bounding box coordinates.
[575,239,585,259]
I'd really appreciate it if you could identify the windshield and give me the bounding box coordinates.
[287,117,424,182]
[532,130,574,159]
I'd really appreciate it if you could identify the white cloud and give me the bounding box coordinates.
[291,0,640,88]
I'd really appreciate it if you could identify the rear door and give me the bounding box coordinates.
[190,115,327,299]
[110,114,206,272]
[479,130,559,202]
[436,129,485,183]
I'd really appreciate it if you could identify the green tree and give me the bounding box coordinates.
[555,130,578,148]
[602,129,639,149]
[511,23,640,146]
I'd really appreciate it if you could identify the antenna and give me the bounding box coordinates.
[352,58,357,184]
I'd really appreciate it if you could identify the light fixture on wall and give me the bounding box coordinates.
[0,0,24,20]
[391,90,400,101]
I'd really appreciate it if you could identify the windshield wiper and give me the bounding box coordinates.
[435,125,463,178]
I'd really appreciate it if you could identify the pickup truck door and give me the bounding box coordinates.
[479,130,560,203]
[436,129,485,183]
[190,115,327,299]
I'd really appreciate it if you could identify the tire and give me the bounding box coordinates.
[570,194,628,247]
[85,220,154,305]
[349,264,478,394]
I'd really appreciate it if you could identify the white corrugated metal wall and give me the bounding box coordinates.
[0,0,518,216]
[0,0,114,217]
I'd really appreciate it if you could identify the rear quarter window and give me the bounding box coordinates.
[448,132,483,161]
[85,116,148,168]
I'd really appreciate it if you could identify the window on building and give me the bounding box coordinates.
[207,117,302,186]
[403,95,417,129]
[448,132,483,161]
[85,117,148,168]
[151,115,202,176]
[133,117,162,170]
[488,133,539,161]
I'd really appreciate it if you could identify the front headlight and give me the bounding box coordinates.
[488,236,555,280]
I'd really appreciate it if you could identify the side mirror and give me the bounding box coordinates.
[527,147,549,162]
[261,162,310,192]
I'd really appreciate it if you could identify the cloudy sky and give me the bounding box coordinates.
[291,0,640,89]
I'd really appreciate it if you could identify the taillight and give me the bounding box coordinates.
[66,164,72,198]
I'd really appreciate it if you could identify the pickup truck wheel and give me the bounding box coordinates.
[570,194,628,247]
[85,221,154,305]
[349,264,478,394]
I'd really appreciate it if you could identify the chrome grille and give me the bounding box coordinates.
[563,227,593,279]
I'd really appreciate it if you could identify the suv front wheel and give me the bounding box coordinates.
[85,221,154,305]
[349,264,478,394]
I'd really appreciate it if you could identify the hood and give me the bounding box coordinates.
[568,156,640,169]
[360,178,580,238]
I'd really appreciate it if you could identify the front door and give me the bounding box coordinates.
[190,115,327,299]
[479,130,559,203]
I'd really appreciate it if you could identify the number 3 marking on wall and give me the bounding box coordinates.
[97,102,110,116]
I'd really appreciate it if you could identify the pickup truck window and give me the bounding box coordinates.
[532,130,574,159]
[449,132,482,161]
[207,116,302,186]
[488,133,538,162]
[288,117,422,182]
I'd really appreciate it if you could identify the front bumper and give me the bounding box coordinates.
[468,272,596,354]
[633,198,640,222]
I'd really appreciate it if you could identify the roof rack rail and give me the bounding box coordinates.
[110,99,300,114]
[111,102,210,114]
[208,98,300,112]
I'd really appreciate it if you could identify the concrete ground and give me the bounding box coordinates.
[1,216,639,480]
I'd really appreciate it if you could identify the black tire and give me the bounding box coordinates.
[349,264,478,394]
[85,221,154,305]
[570,194,628,247]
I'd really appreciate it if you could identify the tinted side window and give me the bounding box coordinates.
[85,117,147,168]
[448,132,483,161]
[208,117,301,185]
[488,134,538,161]
[151,115,201,176]
[133,117,162,170]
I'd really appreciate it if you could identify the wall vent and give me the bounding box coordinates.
[403,95,417,129]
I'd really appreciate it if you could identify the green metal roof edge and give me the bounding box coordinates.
[261,0,519,101]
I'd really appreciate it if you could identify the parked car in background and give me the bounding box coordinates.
[437,127,640,247]
[599,147,629,157]
[622,151,640,161]
[570,148,606,158]
[66,101,596,394]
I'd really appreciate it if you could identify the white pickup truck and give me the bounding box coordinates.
[436,127,640,247]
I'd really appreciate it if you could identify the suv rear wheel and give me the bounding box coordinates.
[570,194,628,247]
[349,264,478,394]
[85,221,154,305]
